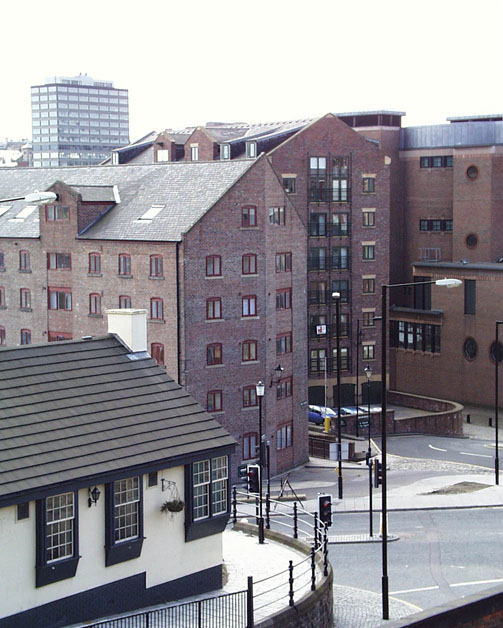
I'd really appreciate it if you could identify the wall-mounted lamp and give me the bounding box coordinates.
[88,486,101,507]
[269,364,284,387]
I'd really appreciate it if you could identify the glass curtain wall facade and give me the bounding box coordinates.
[31,75,129,167]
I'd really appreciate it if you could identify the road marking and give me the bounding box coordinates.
[391,578,503,595]
[460,451,492,459]
[429,444,447,452]
[390,585,439,594]
[451,578,503,588]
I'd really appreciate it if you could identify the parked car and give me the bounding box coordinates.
[308,405,336,425]
[341,406,370,417]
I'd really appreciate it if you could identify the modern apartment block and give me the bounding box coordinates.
[0,156,308,479]
[31,74,129,167]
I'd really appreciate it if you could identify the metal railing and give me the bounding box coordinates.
[80,590,249,628]
[231,487,329,618]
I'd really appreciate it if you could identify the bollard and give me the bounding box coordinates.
[232,486,237,524]
[489,417,493,427]
[293,502,298,539]
[288,561,294,606]
[467,414,471,423]
[310,545,316,591]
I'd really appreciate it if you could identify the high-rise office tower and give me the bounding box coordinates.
[31,74,129,167]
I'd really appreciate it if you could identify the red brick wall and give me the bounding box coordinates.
[184,128,218,161]
[268,114,390,404]
[181,156,308,477]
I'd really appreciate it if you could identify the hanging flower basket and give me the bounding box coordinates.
[161,499,185,514]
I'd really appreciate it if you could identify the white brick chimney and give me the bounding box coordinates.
[106,309,148,353]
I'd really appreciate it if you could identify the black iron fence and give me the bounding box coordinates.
[81,591,249,628]
[79,493,330,628]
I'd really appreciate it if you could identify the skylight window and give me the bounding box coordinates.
[0,206,11,218]
[15,206,38,219]
[137,204,164,221]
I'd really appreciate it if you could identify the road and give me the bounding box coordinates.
[376,434,498,470]
[328,508,503,612]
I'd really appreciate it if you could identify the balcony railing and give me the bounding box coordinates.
[308,188,351,203]
[309,324,349,339]
[308,356,350,374]
[308,223,351,237]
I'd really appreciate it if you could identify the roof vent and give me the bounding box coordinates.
[81,335,93,340]
[497,258,503,263]
[460,259,468,264]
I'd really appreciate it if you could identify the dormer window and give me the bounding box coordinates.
[220,144,230,160]
[246,141,257,158]
[156,149,169,163]
[112,152,119,165]
[190,145,199,161]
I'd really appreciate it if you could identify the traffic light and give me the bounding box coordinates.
[374,460,383,488]
[318,493,332,527]
[247,464,260,493]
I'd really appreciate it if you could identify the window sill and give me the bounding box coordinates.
[185,513,230,542]
[242,273,258,278]
[0,305,6,310]
[117,274,133,279]
[36,555,80,588]
[209,410,224,415]
[88,272,103,277]
[241,316,259,321]
[205,275,223,280]
[19,269,32,273]
[242,405,258,412]
[0,268,5,272]
[149,276,165,280]
[88,313,103,318]
[105,537,144,567]
[149,318,165,324]
[206,363,224,369]
[19,307,32,312]
[240,226,259,230]
[206,318,224,323]
[241,360,259,365]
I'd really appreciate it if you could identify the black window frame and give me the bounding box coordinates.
[105,476,144,567]
[35,491,80,587]
[185,455,230,542]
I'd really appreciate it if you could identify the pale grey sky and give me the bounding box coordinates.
[2,0,502,142]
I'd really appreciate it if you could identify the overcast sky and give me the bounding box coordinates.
[2,0,502,142]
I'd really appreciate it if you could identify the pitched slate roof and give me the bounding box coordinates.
[0,159,255,241]
[0,335,235,506]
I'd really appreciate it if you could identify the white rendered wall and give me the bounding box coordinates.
[0,466,224,620]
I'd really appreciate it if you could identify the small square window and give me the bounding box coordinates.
[363,211,375,227]
[362,178,375,193]
[242,205,257,228]
[282,177,296,194]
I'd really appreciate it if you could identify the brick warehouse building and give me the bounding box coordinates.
[107,113,393,407]
[103,110,503,409]
[0,156,308,479]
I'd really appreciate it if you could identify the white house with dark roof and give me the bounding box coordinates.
[0,309,236,628]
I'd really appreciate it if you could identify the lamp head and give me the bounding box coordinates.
[364,363,372,380]
[256,381,265,397]
[435,278,462,288]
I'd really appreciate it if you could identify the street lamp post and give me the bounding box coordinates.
[380,277,461,620]
[355,319,362,438]
[364,363,372,460]
[256,381,265,544]
[0,191,56,204]
[495,322,503,485]
[332,291,343,500]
